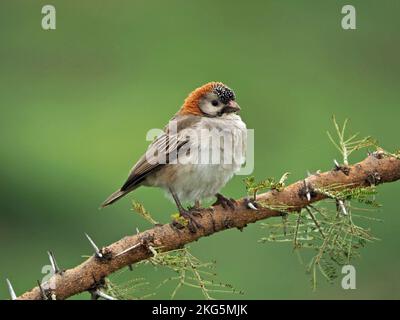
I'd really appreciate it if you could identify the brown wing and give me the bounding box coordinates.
[120,133,187,191]
[121,114,202,191]
[101,115,201,207]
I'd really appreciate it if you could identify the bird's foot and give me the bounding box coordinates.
[212,193,237,211]
[172,208,203,233]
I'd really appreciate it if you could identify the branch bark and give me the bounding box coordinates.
[17,153,400,300]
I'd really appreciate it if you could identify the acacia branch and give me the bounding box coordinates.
[17,153,400,300]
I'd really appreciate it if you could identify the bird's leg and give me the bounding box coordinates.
[169,188,202,233]
[212,193,237,211]
[169,188,187,214]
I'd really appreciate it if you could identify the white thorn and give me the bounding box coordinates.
[95,289,117,300]
[303,180,311,202]
[307,170,312,177]
[114,243,141,258]
[334,159,340,168]
[338,200,348,215]
[247,201,258,211]
[47,251,59,274]
[148,245,158,257]
[37,280,48,300]
[136,227,140,235]
[85,233,103,258]
[6,279,17,300]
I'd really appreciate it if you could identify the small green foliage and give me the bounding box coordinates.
[315,184,380,207]
[171,213,188,226]
[277,172,291,190]
[243,176,262,199]
[260,203,379,289]
[260,117,383,290]
[257,202,296,214]
[141,248,243,300]
[131,199,159,225]
[104,270,151,300]
[244,172,290,200]
[104,246,239,300]
[327,116,377,165]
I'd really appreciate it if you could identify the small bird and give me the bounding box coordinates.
[102,82,247,231]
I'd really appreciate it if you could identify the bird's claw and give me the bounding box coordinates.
[212,193,237,211]
[172,208,203,233]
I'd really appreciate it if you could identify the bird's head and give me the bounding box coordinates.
[179,82,240,117]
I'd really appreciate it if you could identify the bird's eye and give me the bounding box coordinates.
[211,100,219,107]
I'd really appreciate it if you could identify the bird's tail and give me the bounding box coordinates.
[101,189,128,208]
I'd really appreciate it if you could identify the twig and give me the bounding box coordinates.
[305,206,325,239]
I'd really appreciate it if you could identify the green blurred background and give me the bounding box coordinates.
[1,0,399,299]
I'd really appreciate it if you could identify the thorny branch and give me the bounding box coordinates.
[13,152,400,300]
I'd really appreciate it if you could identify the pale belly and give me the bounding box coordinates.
[171,164,240,202]
[144,114,247,204]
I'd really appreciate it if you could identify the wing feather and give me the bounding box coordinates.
[120,115,201,191]
[120,132,185,191]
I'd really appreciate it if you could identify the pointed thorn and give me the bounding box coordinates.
[85,233,103,258]
[37,280,48,300]
[114,243,141,258]
[334,159,340,168]
[307,170,312,177]
[47,251,60,274]
[136,227,140,235]
[247,201,258,211]
[95,289,117,300]
[338,200,348,215]
[6,279,17,300]
[148,245,158,257]
[303,180,311,202]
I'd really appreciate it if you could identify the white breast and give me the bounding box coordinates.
[147,114,247,204]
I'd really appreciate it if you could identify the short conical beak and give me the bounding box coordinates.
[224,101,241,113]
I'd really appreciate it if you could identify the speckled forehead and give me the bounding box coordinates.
[213,84,236,104]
